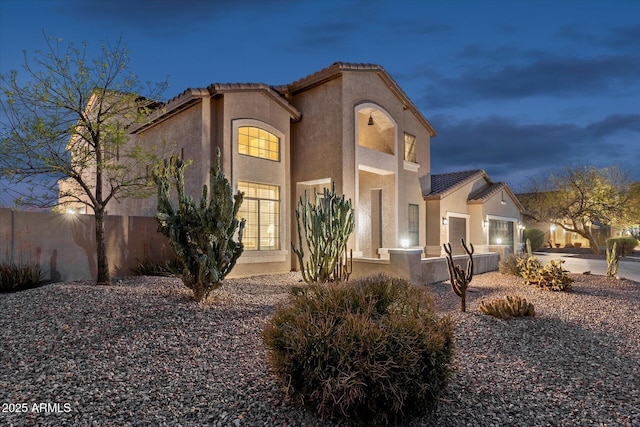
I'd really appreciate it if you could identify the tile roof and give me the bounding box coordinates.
[132,62,433,135]
[468,182,506,202]
[426,170,486,197]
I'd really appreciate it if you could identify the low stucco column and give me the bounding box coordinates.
[388,249,423,283]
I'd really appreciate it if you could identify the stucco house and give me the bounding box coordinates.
[65,62,524,277]
[424,170,525,257]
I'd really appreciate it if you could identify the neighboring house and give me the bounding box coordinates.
[518,186,639,250]
[65,62,522,277]
[424,170,525,257]
[519,205,613,249]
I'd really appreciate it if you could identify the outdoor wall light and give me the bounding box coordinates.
[368,113,374,126]
[66,209,76,215]
[442,217,448,225]
[483,219,489,228]
[400,238,409,248]
[496,237,502,244]
[550,224,556,232]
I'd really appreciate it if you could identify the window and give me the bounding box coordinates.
[404,133,416,163]
[238,126,280,161]
[237,181,280,250]
[408,204,419,246]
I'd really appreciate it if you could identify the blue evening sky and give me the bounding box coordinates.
[1,0,638,206]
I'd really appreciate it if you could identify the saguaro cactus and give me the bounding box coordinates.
[292,182,354,283]
[606,242,619,277]
[443,238,474,312]
[153,148,245,302]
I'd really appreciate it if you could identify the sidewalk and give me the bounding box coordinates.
[533,252,640,283]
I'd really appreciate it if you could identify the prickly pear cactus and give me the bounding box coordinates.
[153,148,245,302]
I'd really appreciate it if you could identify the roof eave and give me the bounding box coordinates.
[129,88,209,133]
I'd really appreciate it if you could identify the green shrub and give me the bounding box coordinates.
[478,295,535,319]
[499,253,527,276]
[0,262,45,293]
[263,274,454,425]
[523,228,545,251]
[606,237,639,257]
[516,257,573,292]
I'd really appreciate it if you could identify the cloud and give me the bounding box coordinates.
[586,113,640,137]
[430,113,640,189]
[294,22,360,51]
[57,0,292,34]
[420,53,640,108]
[605,24,640,49]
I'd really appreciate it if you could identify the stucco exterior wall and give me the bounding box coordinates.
[108,104,206,217]
[289,78,344,188]
[219,91,294,275]
[0,209,173,281]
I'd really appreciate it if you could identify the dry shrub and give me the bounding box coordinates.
[478,295,535,319]
[263,274,454,425]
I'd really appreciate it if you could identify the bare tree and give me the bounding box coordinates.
[0,34,168,284]
[522,165,635,254]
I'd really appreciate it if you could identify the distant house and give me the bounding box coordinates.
[64,62,524,277]
[424,170,525,257]
[518,193,615,249]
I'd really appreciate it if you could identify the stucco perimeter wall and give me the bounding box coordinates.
[0,209,173,282]
[351,249,499,285]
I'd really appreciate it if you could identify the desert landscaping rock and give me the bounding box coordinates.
[1,272,638,426]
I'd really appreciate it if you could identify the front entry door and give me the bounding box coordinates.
[371,189,382,257]
[448,217,467,255]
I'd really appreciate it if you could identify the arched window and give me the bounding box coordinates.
[238,126,280,161]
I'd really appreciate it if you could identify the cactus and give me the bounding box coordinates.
[606,242,619,277]
[292,182,354,283]
[443,238,474,312]
[478,295,535,319]
[152,148,245,302]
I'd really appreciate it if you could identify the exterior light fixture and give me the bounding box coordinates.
[442,217,448,226]
[66,209,76,215]
[400,238,409,248]
[483,219,489,228]
[550,224,556,232]
[496,237,502,244]
[368,114,374,126]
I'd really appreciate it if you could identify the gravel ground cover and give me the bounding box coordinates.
[1,271,638,426]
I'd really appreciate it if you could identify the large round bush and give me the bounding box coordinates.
[263,274,454,425]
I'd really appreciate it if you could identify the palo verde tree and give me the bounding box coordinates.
[0,34,167,285]
[523,165,635,254]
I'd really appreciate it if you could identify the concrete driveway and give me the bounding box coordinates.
[533,252,640,283]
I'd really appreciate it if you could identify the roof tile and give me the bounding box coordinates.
[427,170,485,196]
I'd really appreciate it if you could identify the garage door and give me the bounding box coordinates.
[489,219,514,253]
[448,217,467,255]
